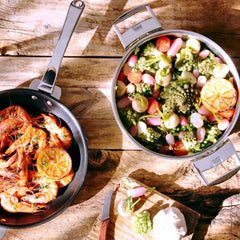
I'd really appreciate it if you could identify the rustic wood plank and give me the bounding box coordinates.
[0,0,240,57]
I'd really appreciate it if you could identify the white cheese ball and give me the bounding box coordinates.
[152,207,187,240]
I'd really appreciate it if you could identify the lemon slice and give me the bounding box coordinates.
[200,78,237,113]
[37,147,72,180]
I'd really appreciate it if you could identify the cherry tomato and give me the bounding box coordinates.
[156,36,171,52]
[127,69,142,83]
[147,98,160,115]
[172,141,188,156]
[218,109,235,119]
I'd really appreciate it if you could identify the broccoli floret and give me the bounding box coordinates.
[135,57,157,74]
[160,82,200,114]
[137,127,161,143]
[197,52,218,76]
[118,106,140,130]
[175,47,197,72]
[135,43,171,74]
[133,82,153,96]
[205,125,222,143]
[143,42,162,58]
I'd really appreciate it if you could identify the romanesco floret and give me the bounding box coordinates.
[160,82,200,114]
[134,82,153,97]
[205,125,222,143]
[175,47,196,72]
[137,127,161,143]
[182,131,198,151]
[118,106,140,130]
[132,211,152,235]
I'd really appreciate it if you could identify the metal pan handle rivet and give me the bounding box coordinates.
[47,101,53,106]
[31,95,38,100]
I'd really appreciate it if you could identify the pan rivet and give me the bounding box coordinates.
[32,95,38,100]
[47,101,53,106]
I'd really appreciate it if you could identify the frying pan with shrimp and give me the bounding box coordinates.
[0,0,88,235]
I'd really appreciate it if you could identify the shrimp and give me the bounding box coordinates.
[5,125,47,159]
[1,187,46,213]
[0,105,31,123]
[41,114,72,149]
[56,169,74,188]
[0,118,24,152]
[0,153,18,168]
[22,176,58,204]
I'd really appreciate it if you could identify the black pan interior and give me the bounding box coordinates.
[0,88,88,228]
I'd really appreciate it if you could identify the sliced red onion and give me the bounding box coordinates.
[128,54,138,67]
[165,133,175,145]
[117,96,131,109]
[196,127,206,143]
[208,114,217,122]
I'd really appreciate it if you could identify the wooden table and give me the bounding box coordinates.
[1,0,240,239]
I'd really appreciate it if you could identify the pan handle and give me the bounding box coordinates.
[113,4,162,49]
[191,139,240,186]
[29,0,85,99]
[0,227,6,239]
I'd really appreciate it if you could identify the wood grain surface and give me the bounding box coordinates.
[1,0,240,240]
[87,177,200,240]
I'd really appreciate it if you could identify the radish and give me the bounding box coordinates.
[193,69,200,79]
[218,118,230,131]
[146,117,162,126]
[196,127,206,143]
[196,75,207,89]
[167,38,183,57]
[126,83,136,94]
[190,113,204,128]
[117,96,131,108]
[164,113,180,129]
[199,49,210,59]
[179,115,188,126]
[123,63,132,76]
[130,125,138,137]
[178,131,185,140]
[116,80,126,97]
[198,105,212,116]
[152,87,160,98]
[128,54,138,67]
[137,121,147,134]
[132,95,148,113]
[117,200,131,217]
[142,73,155,86]
[186,38,201,54]
[165,133,175,145]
